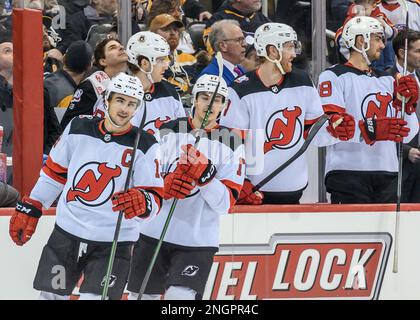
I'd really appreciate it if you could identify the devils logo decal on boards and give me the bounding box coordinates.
[67,162,122,206]
[264,107,303,154]
[361,92,393,120]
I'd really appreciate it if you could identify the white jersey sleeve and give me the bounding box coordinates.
[30,119,74,208]
[131,142,164,220]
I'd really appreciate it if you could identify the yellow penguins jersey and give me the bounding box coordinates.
[220,69,333,193]
[377,0,420,31]
[318,63,419,174]
[93,80,186,137]
[30,116,164,243]
[139,118,245,248]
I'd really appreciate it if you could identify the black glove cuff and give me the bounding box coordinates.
[198,161,217,186]
[141,190,153,218]
[364,118,377,142]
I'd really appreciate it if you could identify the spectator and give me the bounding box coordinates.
[181,0,212,21]
[49,0,118,59]
[44,40,93,154]
[42,16,62,74]
[150,13,197,95]
[241,44,260,72]
[318,16,419,204]
[57,0,90,16]
[378,0,420,32]
[0,32,12,184]
[148,0,212,22]
[147,0,195,54]
[0,181,19,207]
[390,29,420,202]
[203,0,270,54]
[199,20,246,85]
[60,38,128,129]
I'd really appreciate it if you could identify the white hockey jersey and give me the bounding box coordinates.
[318,63,419,174]
[377,0,420,31]
[30,116,164,243]
[139,118,245,248]
[93,80,186,137]
[219,69,330,193]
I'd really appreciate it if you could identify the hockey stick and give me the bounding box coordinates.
[393,0,410,274]
[101,102,147,300]
[137,52,225,300]
[252,114,330,192]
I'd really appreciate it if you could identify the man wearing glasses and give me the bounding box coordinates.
[199,19,247,85]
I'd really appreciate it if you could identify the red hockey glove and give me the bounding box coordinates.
[112,188,152,219]
[393,75,419,115]
[164,168,196,200]
[327,112,355,141]
[359,117,410,145]
[179,144,217,186]
[237,179,264,205]
[9,196,42,246]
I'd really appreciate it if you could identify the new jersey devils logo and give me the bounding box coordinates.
[264,107,303,154]
[361,92,393,120]
[146,116,172,135]
[67,162,122,206]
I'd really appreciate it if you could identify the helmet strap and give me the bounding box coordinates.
[264,47,286,75]
[352,36,372,66]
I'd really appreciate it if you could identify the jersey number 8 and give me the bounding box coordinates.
[319,81,332,98]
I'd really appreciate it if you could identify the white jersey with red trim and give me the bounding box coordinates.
[93,80,186,138]
[139,118,245,248]
[318,63,419,174]
[30,116,164,243]
[219,69,332,193]
[378,0,420,31]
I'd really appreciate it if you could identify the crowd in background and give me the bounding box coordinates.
[0,0,419,207]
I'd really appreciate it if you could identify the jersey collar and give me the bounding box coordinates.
[344,62,373,76]
[98,120,133,142]
[188,117,220,133]
[144,83,155,101]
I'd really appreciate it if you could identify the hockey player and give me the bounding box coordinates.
[60,38,128,129]
[220,22,356,205]
[91,31,186,137]
[9,73,164,300]
[126,74,245,300]
[318,16,419,203]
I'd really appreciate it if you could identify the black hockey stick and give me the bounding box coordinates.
[101,102,147,300]
[137,52,225,300]
[252,114,329,192]
[394,0,410,274]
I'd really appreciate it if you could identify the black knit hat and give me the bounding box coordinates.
[64,40,94,73]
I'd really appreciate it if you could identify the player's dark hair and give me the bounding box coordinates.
[392,29,420,60]
[93,37,122,70]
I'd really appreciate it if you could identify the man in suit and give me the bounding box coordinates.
[391,29,420,202]
[198,19,246,85]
